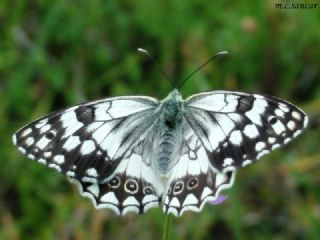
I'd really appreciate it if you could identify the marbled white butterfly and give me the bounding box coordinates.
[12,50,308,216]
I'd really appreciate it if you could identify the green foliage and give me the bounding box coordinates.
[0,1,319,239]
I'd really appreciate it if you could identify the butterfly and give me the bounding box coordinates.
[12,50,308,216]
[12,88,308,216]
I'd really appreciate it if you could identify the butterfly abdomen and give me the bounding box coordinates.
[158,130,175,170]
[157,125,182,176]
[156,91,184,175]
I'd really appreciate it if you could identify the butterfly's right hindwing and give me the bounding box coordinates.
[13,96,159,183]
[70,148,163,215]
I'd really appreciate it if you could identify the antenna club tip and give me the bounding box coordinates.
[218,51,229,55]
[137,48,148,54]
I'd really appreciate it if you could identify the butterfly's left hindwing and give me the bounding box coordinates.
[186,91,308,172]
[13,96,159,183]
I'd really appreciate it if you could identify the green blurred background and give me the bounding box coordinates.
[1,1,319,239]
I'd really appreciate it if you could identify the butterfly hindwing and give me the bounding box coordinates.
[186,91,308,172]
[13,96,158,183]
[71,150,163,215]
[163,126,236,216]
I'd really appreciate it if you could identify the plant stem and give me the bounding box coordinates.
[162,213,174,240]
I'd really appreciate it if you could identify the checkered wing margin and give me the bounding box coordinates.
[185,91,308,173]
[12,96,159,183]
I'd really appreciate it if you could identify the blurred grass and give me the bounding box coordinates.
[1,1,320,239]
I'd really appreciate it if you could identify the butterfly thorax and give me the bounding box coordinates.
[156,90,184,176]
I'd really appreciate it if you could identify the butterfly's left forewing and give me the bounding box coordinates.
[185,91,308,172]
[13,96,159,183]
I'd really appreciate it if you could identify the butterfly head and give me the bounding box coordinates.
[166,89,183,101]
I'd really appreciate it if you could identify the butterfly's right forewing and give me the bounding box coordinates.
[13,96,159,183]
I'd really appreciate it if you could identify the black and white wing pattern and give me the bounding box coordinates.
[185,91,308,173]
[70,148,163,215]
[12,96,159,183]
[163,125,235,216]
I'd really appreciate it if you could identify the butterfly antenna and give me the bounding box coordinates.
[177,51,229,90]
[137,48,175,88]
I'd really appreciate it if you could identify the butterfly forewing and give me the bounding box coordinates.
[13,96,159,183]
[186,91,308,172]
